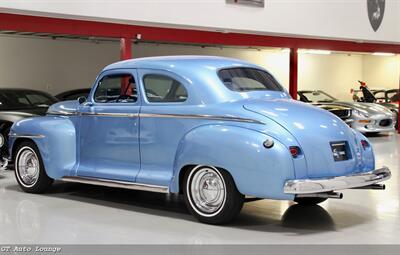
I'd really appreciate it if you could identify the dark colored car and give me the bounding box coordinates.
[55,88,91,101]
[0,88,58,167]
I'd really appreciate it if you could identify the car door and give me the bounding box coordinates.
[76,69,141,182]
[136,69,192,186]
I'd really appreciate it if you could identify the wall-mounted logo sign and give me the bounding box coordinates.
[367,0,385,32]
[226,0,265,8]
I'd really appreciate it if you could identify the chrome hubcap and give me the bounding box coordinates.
[190,167,226,214]
[17,148,40,187]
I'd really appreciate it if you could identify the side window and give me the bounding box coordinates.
[94,74,137,103]
[143,74,188,103]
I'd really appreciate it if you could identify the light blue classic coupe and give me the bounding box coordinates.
[7,56,391,224]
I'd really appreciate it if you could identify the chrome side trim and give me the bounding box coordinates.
[284,167,391,194]
[61,176,169,193]
[80,112,138,118]
[139,113,263,124]
[47,110,78,116]
[9,133,46,139]
[47,111,263,124]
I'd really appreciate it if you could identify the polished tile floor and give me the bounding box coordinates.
[0,133,399,244]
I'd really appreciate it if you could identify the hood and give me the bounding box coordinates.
[333,101,393,117]
[47,100,79,115]
[244,99,364,178]
[0,108,48,122]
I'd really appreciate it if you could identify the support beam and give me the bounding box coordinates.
[289,48,298,99]
[1,13,400,53]
[120,37,132,60]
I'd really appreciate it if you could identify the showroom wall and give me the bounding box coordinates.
[133,43,290,89]
[1,0,399,43]
[0,36,119,94]
[0,36,398,99]
[298,53,364,100]
[362,55,400,89]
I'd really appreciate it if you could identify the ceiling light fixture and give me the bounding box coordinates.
[298,49,332,55]
[372,52,395,56]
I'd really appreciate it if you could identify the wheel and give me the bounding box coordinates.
[294,197,327,206]
[0,125,11,160]
[183,165,244,225]
[14,141,53,193]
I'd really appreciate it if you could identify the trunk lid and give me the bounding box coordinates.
[244,99,363,178]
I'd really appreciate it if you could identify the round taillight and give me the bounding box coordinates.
[289,146,300,158]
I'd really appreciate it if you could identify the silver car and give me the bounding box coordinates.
[298,90,396,134]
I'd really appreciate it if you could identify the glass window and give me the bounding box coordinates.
[94,74,137,103]
[143,74,188,102]
[0,90,57,110]
[298,91,336,103]
[218,68,284,92]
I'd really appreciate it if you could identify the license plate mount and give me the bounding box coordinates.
[330,142,349,161]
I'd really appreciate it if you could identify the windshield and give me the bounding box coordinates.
[0,90,58,110]
[386,90,399,103]
[299,91,337,103]
[218,68,284,92]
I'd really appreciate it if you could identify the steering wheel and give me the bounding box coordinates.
[115,94,137,102]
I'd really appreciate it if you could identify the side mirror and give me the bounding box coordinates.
[78,96,87,104]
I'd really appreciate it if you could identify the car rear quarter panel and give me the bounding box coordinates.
[171,124,295,200]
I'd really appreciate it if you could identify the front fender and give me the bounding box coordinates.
[10,116,77,179]
[171,124,295,200]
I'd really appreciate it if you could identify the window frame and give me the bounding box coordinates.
[217,67,284,93]
[141,72,189,105]
[89,69,140,106]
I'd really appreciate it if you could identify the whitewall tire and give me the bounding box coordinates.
[14,141,53,193]
[183,165,244,224]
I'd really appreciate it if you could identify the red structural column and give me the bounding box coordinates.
[120,37,132,60]
[289,48,298,99]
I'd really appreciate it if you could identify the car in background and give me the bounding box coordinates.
[55,88,91,101]
[352,88,399,129]
[0,88,58,169]
[4,56,391,224]
[298,90,396,134]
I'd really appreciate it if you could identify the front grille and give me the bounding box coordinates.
[379,119,392,127]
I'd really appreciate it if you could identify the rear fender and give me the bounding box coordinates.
[170,124,295,200]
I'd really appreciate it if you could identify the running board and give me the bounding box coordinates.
[61,176,169,193]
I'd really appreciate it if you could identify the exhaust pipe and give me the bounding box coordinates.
[296,192,343,199]
[352,184,386,190]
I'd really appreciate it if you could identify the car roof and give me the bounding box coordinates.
[103,55,259,72]
[0,88,50,93]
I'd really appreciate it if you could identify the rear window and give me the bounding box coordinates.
[218,68,284,92]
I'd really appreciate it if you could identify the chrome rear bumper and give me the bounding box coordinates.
[284,167,391,194]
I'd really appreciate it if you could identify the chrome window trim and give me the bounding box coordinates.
[61,176,169,193]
